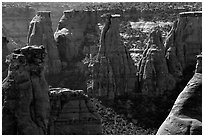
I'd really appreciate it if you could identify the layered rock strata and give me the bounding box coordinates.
[2,45,50,135]
[27,11,61,74]
[49,88,102,135]
[156,53,202,135]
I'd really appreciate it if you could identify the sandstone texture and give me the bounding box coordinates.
[138,29,176,96]
[49,88,102,135]
[164,11,202,74]
[156,54,202,135]
[91,14,138,99]
[2,45,50,135]
[27,11,61,74]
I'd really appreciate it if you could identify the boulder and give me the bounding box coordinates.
[2,45,50,135]
[156,54,202,134]
[49,88,102,135]
[164,11,202,74]
[27,11,61,74]
[92,14,138,99]
[138,28,176,96]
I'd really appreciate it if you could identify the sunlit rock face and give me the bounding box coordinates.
[91,14,138,99]
[157,54,202,135]
[164,11,202,75]
[49,88,102,135]
[2,45,50,135]
[138,29,176,96]
[27,11,61,74]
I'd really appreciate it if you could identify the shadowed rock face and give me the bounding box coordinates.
[91,14,138,99]
[27,11,61,74]
[138,29,176,96]
[156,54,202,135]
[49,88,102,135]
[164,11,202,74]
[51,10,99,89]
[2,45,50,135]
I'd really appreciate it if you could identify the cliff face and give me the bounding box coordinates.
[156,54,202,135]
[91,14,138,99]
[2,45,50,135]
[49,88,102,135]
[164,11,202,74]
[27,11,62,74]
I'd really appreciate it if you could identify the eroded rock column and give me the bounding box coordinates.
[164,11,202,74]
[27,11,61,74]
[53,9,99,89]
[138,29,176,96]
[2,45,50,135]
[93,14,138,99]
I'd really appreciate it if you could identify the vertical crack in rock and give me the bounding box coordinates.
[27,11,61,74]
[156,53,202,135]
[2,45,50,135]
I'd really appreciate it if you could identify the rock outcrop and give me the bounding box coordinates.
[52,9,99,89]
[2,45,50,135]
[27,11,61,74]
[164,11,202,74]
[49,88,102,135]
[138,28,176,96]
[156,54,202,135]
[91,14,138,99]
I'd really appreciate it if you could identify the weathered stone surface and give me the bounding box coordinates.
[92,14,138,99]
[27,11,61,74]
[51,10,99,89]
[138,28,176,96]
[156,61,202,135]
[2,45,50,135]
[164,11,202,73]
[49,88,102,135]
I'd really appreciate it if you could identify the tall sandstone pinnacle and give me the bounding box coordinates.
[27,11,61,74]
[138,28,176,96]
[53,9,99,89]
[92,14,138,99]
[156,53,202,135]
[164,11,202,75]
[2,45,50,135]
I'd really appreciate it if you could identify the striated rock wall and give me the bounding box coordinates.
[92,14,138,99]
[27,11,61,74]
[138,29,176,96]
[2,45,50,135]
[156,54,202,135]
[49,88,102,135]
[164,11,202,74]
